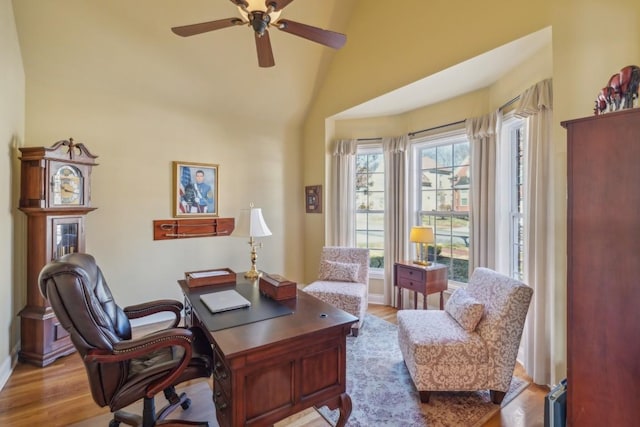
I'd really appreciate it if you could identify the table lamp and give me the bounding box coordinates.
[231,203,272,280]
[410,225,434,266]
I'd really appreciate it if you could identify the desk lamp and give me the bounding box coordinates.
[410,225,434,266]
[232,203,272,280]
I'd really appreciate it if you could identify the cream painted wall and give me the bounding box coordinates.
[330,41,553,300]
[21,82,305,309]
[304,0,640,385]
[302,0,552,284]
[549,0,640,385]
[0,0,25,388]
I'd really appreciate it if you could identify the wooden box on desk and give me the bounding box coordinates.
[259,274,297,301]
[185,268,236,288]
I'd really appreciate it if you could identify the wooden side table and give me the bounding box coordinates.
[394,261,448,310]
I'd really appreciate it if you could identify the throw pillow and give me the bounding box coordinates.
[445,287,485,332]
[318,260,360,282]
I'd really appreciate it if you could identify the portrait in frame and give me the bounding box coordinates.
[173,161,218,217]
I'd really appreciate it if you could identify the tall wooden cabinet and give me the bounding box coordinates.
[18,140,98,367]
[563,109,640,426]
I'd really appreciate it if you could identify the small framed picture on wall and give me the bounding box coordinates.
[305,185,322,214]
[173,161,218,217]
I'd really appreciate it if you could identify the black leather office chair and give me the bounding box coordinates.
[38,252,213,427]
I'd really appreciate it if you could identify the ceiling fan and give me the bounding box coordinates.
[171,0,347,68]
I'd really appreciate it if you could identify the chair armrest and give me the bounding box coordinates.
[85,328,194,397]
[123,299,184,328]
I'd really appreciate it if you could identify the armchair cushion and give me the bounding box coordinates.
[444,287,485,332]
[318,260,360,282]
[398,310,488,366]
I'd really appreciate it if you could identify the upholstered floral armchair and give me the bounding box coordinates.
[302,247,370,336]
[397,267,533,403]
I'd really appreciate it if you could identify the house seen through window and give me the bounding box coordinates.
[355,145,384,269]
[413,133,470,282]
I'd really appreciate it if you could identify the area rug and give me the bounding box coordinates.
[317,314,530,427]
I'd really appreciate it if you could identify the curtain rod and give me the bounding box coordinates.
[499,95,520,111]
[357,95,520,141]
[408,119,465,137]
[356,137,382,142]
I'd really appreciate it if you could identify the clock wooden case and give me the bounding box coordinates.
[18,139,98,367]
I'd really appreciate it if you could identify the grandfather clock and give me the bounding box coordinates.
[18,139,98,366]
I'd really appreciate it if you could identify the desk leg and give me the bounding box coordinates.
[439,291,444,310]
[424,293,428,310]
[335,392,352,427]
[413,291,418,309]
[397,287,403,309]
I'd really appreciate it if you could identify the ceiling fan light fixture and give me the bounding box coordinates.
[238,0,282,25]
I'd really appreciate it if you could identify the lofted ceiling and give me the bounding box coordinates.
[13,1,550,128]
[12,0,356,126]
[336,27,552,119]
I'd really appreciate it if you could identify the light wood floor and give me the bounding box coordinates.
[0,305,548,426]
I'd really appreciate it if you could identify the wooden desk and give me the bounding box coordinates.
[394,261,448,310]
[178,278,357,427]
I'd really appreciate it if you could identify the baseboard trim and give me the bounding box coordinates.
[368,293,385,305]
[0,343,19,392]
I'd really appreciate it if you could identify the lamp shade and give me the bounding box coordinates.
[232,206,272,238]
[410,226,434,244]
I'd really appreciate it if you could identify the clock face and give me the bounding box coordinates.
[52,165,83,206]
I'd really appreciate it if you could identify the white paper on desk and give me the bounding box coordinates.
[189,270,230,279]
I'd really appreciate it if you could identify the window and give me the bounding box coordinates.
[507,118,526,280]
[355,145,384,269]
[413,132,470,282]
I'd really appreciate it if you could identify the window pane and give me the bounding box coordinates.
[416,135,471,283]
[439,168,453,190]
[355,191,368,210]
[421,190,437,211]
[355,212,368,229]
[453,142,470,166]
[369,191,384,211]
[437,144,453,168]
[355,146,385,269]
[367,213,384,230]
[369,173,384,192]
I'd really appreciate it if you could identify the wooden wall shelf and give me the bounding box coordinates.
[153,218,234,240]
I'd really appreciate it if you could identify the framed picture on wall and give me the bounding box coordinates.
[305,185,322,213]
[173,161,218,217]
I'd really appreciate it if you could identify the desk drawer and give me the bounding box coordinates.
[213,378,231,427]
[213,346,231,397]
[397,266,426,292]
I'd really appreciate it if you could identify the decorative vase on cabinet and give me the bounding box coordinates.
[563,108,640,426]
[18,139,98,367]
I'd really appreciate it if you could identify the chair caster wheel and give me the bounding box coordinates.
[181,398,192,410]
[109,420,121,427]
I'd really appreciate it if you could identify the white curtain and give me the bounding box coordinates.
[330,139,357,246]
[466,112,501,271]
[515,79,554,386]
[382,135,409,306]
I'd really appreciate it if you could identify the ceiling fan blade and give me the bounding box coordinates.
[255,31,275,67]
[276,19,346,49]
[266,0,296,11]
[171,18,243,37]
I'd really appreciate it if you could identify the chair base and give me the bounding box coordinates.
[110,388,208,427]
[418,389,506,405]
